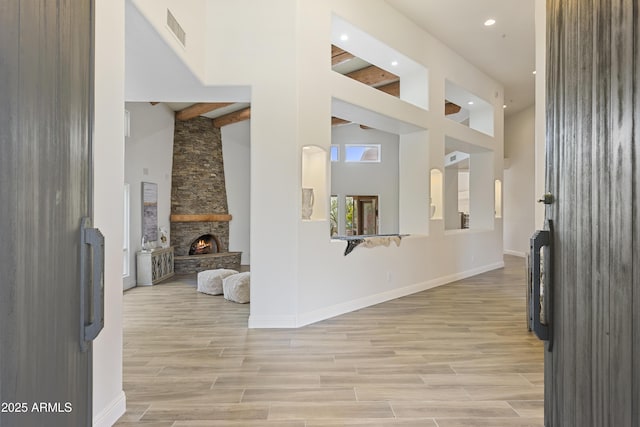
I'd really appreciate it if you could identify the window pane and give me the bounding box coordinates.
[330,145,339,162]
[345,196,356,235]
[330,196,338,236]
[345,144,380,162]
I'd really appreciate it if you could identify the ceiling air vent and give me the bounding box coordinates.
[166,9,186,47]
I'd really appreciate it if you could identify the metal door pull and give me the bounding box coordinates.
[80,217,105,351]
[530,220,553,351]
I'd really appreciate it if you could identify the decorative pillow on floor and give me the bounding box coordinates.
[223,272,250,303]
[197,269,239,295]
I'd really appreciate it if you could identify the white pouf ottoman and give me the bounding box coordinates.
[197,269,238,295]
[223,272,250,303]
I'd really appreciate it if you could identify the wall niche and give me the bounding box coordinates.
[301,145,327,221]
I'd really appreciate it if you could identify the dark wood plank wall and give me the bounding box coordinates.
[608,1,635,425]
[573,0,594,425]
[589,1,613,425]
[634,1,640,424]
[546,0,638,426]
[0,0,20,410]
[0,0,93,425]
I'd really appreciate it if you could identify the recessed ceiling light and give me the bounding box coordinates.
[391,61,398,67]
[340,33,349,41]
[532,70,537,75]
[503,104,507,109]
[484,19,496,26]
[467,101,474,105]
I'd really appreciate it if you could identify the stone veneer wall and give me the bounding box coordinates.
[171,117,230,257]
[174,252,242,274]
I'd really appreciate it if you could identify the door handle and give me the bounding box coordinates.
[529,219,553,351]
[80,217,105,351]
[537,193,554,204]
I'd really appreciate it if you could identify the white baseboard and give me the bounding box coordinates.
[504,249,526,258]
[296,261,505,328]
[248,315,297,329]
[93,390,126,427]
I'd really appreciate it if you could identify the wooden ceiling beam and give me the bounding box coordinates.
[331,45,355,66]
[176,102,234,121]
[346,65,399,88]
[331,117,351,126]
[445,101,462,115]
[212,107,251,128]
[377,81,400,97]
[331,117,374,130]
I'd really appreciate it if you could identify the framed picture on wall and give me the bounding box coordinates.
[142,182,158,244]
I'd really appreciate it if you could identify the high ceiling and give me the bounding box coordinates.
[131,1,536,123]
[385,0,536,116]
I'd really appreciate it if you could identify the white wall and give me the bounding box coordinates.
[331,124,399,235]
[125,0,250,104]
[127,0,505,329]
[222,120,251,265]
[130,0,208,82]
[124,102,175,288]
[399,131,429,235]
[295,0,504,326]
[504,105,535,256]
[207,0,301,327]
[93,0,126,425]
[469,152,495,230]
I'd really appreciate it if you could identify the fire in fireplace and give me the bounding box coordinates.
[188,234,220,255]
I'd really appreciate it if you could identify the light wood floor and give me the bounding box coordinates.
[115,256,544,427]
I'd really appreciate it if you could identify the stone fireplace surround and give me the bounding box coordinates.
[170,117,241,274]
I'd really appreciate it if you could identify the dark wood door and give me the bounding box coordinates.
[0,0,95,426]
[545,0,639,426]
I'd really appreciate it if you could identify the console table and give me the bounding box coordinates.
[136,246,175,286]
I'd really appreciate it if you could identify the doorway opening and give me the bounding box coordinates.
[345,195,379,236]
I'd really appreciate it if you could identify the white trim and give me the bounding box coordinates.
[93,390,126,427]
[122,183,130,278]
[504,249,526,258]
[248,262,505,329]
[296,261,504,327]
[123,110,130,138]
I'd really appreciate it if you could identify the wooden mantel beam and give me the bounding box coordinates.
[176,102,234,121]
[212,107,251,128]
[346,65,399,88]
[170,214,232,223]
